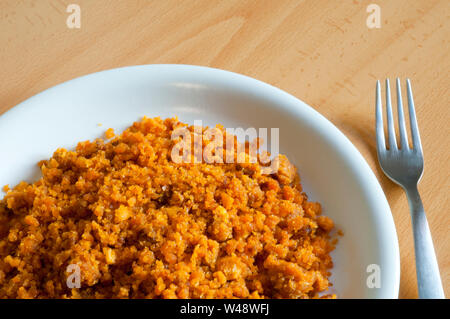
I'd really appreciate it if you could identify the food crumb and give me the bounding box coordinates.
[105,128,115,139]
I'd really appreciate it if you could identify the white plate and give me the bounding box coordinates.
[0,64,399,298]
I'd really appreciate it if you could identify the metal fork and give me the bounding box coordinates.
[375,78,445,299]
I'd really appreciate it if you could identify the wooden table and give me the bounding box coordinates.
[0,0,448,299]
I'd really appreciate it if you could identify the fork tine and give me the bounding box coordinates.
[385,79,397,150]
[375,80,386,152]
[406,79,422,153]
[396,78,409,149]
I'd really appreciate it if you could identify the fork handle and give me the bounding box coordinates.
[405,186,445,299]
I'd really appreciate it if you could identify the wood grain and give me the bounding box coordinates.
[0,0,448,298]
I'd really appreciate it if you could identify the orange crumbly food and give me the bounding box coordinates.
[0,117,336,299]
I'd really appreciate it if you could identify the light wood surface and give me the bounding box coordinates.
[0,0,448,299]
